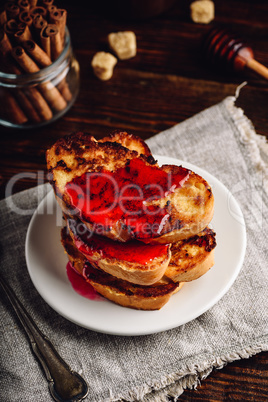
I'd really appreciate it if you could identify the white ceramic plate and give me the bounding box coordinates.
[25,156,246,336]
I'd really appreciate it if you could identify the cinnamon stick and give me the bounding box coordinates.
[49,8,66,45]
[17,0,30,12]
[14,88,42,123]
[40,24,51,57]
[0,29,21,73]
[12,46,67,111]
[32,14,47,37]
[0,30,53,121]
[41,0,54,9]
[47,5,57,14]
[44,24,72,101]
[23,39,52,67]
[29,0,38,7]
[0,29,13,56]
[40,78,68,111]
[11,62,54,121]
[57,78,72,102]
[17,22,27,30]
[34,24,72,101]
[14,25,33,42]
[19,11,33,28]
[30,6,47,19]
[25,87,53,120]
[47,24,62,60]
[0,10,7,27]
[5,2,20,20]
[12,45,39,72]
[4,19,19,37]
[40,23,62,60]
[0,87,28,124]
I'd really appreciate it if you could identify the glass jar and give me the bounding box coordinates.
[0,27,79,129]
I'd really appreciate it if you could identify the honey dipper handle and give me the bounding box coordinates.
[246,58,268,80]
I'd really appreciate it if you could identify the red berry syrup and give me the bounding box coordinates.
[68,217,169,265]
[65,158,189,240]
[66,261,103,301]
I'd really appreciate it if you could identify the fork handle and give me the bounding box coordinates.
[0,275,88,402]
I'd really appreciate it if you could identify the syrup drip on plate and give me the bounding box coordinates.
[66,261,103,301]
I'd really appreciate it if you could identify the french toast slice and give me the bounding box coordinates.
[66,216,171,286]
[166,228,216,282]
[67,217,216,285]
[61,227,183,310]
[47,131,214,243]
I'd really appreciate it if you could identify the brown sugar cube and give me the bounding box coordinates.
[108,31,136,60]
[91,52,117,81]
[190,0,215,24]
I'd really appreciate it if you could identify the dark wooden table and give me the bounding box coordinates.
[1,1,267,400]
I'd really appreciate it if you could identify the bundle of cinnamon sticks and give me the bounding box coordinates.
[0,0,72,126]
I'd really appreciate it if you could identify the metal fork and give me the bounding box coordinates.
[0,274,89,402]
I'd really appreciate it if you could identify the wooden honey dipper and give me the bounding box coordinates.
[203,27,268,80]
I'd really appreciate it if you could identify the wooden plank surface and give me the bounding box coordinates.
[0,1,267,399]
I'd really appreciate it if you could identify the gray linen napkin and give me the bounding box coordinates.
[1,95,267,402]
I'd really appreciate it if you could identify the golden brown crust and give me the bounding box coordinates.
[88,278,184,310]
[165,228,216,282]
[46,131,152,194]
[99,130,152,157]
[48,131,214,243]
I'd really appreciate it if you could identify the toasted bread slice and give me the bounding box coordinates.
[67,216,216,284]
[83,266,184,311]
[140,164,214,243]
[66,217,171,286]
[47,131,214,243]
[166,227,216,282]
[61,227,183,310]
[46,131,154,195]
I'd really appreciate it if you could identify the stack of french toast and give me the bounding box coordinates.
[46,131,216,310]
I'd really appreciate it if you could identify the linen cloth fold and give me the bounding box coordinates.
[0,95,267,402]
